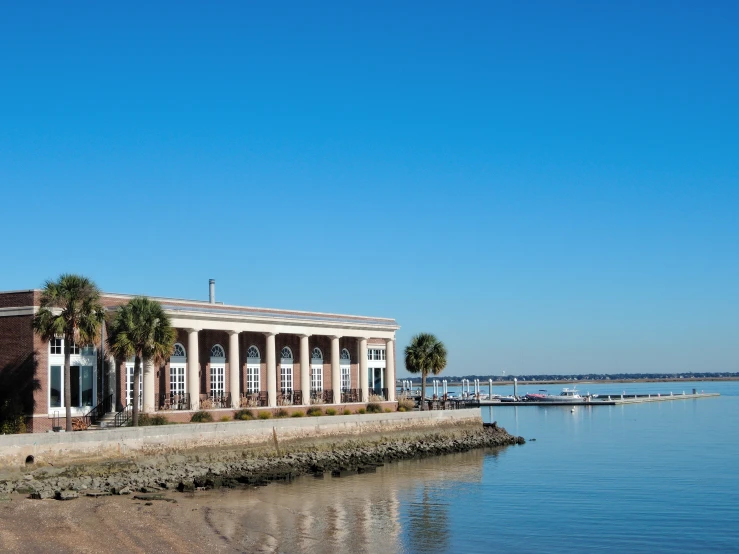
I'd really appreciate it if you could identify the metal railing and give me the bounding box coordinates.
[114,404,131,427]
[199,393,231,409]
[159,392,191,411]
[341,389,360,403]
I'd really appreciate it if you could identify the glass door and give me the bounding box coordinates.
[70,365,94,409]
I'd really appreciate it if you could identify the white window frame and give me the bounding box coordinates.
[210,365,225,397]
[280,365,293,393]
[341,366,351,392]
[246,345,261,394]
[126,363,143,409]
[48,340,97,414]
[280,347,294,393]
[311,366,323,392]
[246,366,260,393]
[170,364,186,395]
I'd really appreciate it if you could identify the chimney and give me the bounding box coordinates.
[209,279,215,304]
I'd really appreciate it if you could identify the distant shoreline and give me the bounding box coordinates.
[436,377,739,386]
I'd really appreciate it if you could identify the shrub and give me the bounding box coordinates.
[306,407,323,417]
[384,408,392,413]
[366,402,382,414]
[190,411,213,423]
[257,411,272,420]
[397,397,415,411]
[275,409,289,418]
[368,394,385,403]
[234,409,254,421]
[357,408,366,414]
[325,408,337,416]
[220,415,231,422]
[0,397,26,434]
[291,411,305,418]
[139,414,169,426]
[343,409,351,416]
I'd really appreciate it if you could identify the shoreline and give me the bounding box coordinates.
[0,424,523,500]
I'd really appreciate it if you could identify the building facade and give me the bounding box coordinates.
[0,286,399,433]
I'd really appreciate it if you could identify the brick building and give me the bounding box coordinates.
[0,283,399,433]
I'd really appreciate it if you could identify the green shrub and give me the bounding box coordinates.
[306,406,323,417]
[366,402,382,414]
[291,411,305,418]
[325,408,337,416]
[257,411,272,419]
[220,415,231,422]
[275,409,289,418]
[397,406,407,412]
[384,408,392,413]
[357,408,366,414]
[190,411,213,423]
[234,409,254,421]
[343,409,351,415]
[0,397,26,434]
[138,414,169,426]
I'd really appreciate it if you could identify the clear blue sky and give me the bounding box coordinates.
[1,1,737,376]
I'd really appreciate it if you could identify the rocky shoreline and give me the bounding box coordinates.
[0,423,524,500]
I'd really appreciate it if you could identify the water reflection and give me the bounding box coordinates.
[192,449,494,553]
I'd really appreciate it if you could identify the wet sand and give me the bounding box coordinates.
[0,448,498,553]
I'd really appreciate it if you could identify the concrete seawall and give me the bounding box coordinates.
[0,409,483,469]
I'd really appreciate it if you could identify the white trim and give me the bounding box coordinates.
[0,306,38,317]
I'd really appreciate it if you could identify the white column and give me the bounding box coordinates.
[265,332,277,408]
[188,328,200,410]
[385,338,396,402]
[331,336,341,404]
[229,331,240,409]
[359,338,368,403]
[107,356,117,408]
[143,358,155,413]
[300,334,310,405]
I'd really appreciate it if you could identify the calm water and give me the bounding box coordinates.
[212,381,739,553]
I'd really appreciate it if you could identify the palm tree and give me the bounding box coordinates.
[32,274,105,432]
[404,333,447,410]
[107,296,176,426]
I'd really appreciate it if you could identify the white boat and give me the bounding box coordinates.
[538,387,583,402]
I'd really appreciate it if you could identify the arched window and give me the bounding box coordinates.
[340,348,351,361]
[247,345,260,359]
[246,345,261,394]
[210,344,225,359]
[172,343,186,358]
[280,347,293,394]
[311,347,323,360]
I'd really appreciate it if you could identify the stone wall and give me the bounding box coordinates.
[0,409,483,469]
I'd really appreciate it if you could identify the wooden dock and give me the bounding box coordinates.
[474,392,720,407]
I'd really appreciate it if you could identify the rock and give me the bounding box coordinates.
[85,490,112,497]
[56,490,79,501]
[133,492,167,501]
[117,487,131,495]
[30,490,55,500]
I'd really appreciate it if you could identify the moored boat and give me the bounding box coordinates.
[538,387,583,402]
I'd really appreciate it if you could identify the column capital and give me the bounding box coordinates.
[329,335,342,341]
[186,327,201,334]
[264,331,277,338]
[228,330,240,336]
[298,334,312,339]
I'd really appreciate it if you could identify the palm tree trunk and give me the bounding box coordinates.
[132,355,141,427]
[64,337,72,432]
[421,371,427,411]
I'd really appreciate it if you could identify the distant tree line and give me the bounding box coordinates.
[402,372,739,383]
